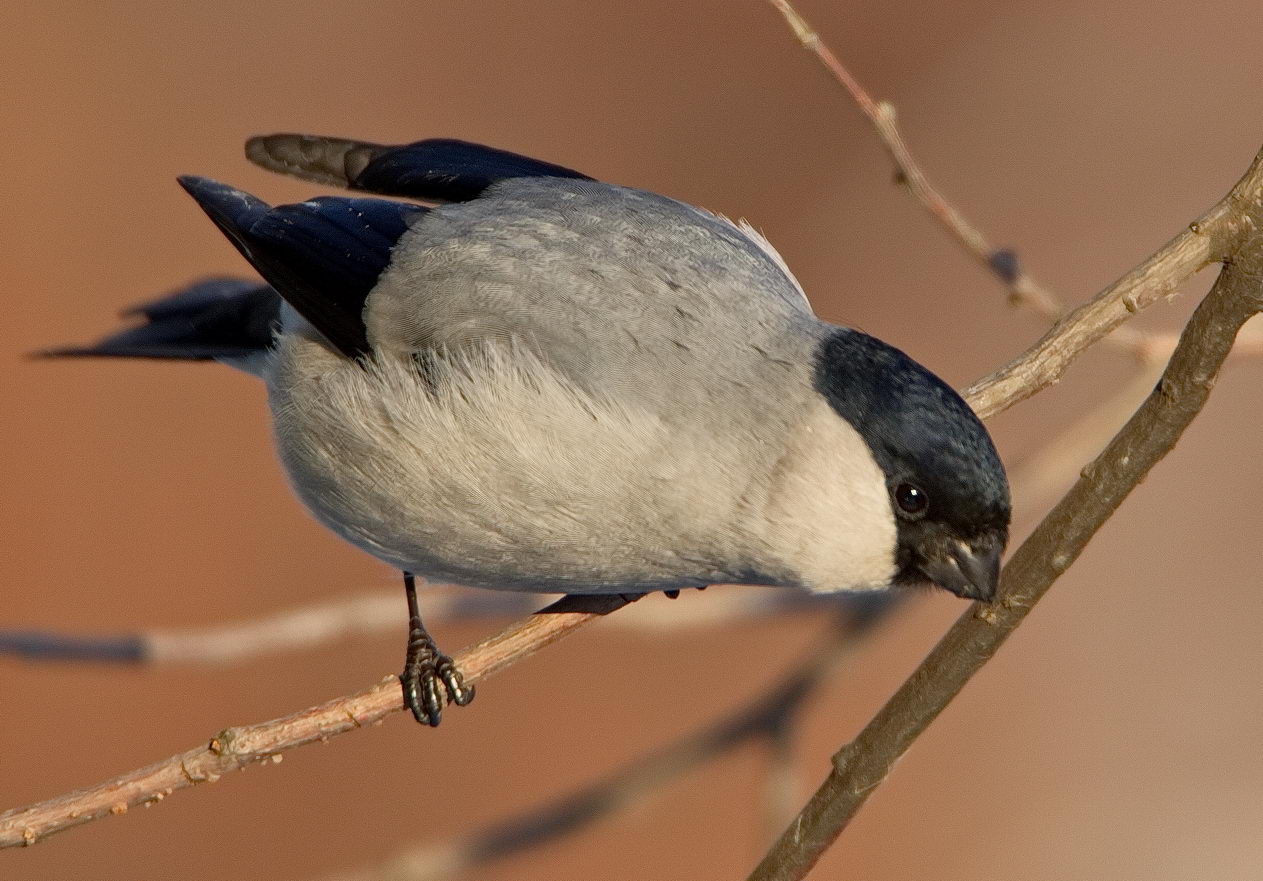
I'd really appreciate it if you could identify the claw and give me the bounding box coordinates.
[436,657,475,706]
[398,571,474,726]
[421,674,443,726]
[400,647,475,726]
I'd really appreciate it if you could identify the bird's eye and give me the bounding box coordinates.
[894,483,928,517]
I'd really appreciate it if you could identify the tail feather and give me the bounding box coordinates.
[42,278,280,362]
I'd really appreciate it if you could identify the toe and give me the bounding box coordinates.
[400,670,426,725]
[421,675,444,726]
[436,657,475,707]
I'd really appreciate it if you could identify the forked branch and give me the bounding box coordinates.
[748,189,1263,881]
[771,0,1263,408]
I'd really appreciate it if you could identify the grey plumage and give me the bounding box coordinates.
[270,176,900,594]
[49,133,1011,723]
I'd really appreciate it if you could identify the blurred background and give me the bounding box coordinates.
[4,1,1263,878]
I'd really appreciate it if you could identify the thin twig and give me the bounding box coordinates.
[759,721,800,848]
[963,151,1263,421]
[0,588,851,667]
[748,231,1263,879]
[769,0,1063,320]
[770,0,1263,381]
[0,594,632,847]
[1006,358,1166,519]
[317,600,897,881]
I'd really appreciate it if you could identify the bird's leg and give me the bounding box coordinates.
[399,572,474,726]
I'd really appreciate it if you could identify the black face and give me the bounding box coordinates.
[814,329,1011,601]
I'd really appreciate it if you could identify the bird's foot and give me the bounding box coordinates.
[400,632,474,726]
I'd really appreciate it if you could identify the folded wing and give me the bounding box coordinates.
[246,133,591,202]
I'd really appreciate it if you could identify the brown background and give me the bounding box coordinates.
[4,1,1263,879]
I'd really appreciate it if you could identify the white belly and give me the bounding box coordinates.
[263,333,896,594]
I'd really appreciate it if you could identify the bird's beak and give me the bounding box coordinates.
[917,533,1003,602]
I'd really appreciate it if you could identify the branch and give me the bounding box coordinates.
[748,238,1263,879]
[1006,359,1165,518]
[0,594,631,847]
[966,172,1262,420]
[770,0,1263,397]
[0,587,865,667]
[316,600,897,881]
[769,0,1062,321]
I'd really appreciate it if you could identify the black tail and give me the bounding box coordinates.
[42,277,280,361]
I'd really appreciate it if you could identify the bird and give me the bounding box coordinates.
[46,133,1011,726]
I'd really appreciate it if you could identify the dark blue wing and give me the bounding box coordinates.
[177,176,427,358]
[353,139,591,201]
[246,133,591,203]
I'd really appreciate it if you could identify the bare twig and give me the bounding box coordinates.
[748,232,1263,879]
[317,600,896,881]
[0,594,632,847]
[0,588,853,667]
[769,0,1064,321]
[759,721,800,847]
[964,150,1263,419]
[770,0,1263,387]
[1007,358,1166,518]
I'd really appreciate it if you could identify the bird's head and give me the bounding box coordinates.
[815,329,1010,602]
